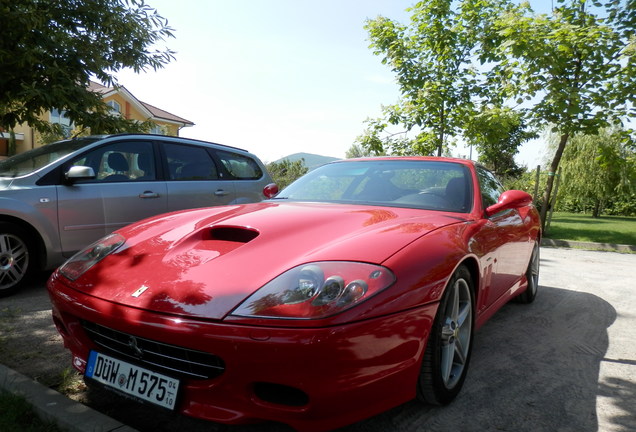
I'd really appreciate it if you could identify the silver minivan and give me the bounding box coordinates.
[0,133,277,296]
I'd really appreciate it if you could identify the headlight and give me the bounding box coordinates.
[59,233,126,281]
[231,262,395,319]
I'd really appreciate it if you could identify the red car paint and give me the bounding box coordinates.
[48,157,541,431]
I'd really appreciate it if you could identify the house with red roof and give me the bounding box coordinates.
[1,81,194,156]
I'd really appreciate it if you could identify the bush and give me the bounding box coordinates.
[605,194,636,216]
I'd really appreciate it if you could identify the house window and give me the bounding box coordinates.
[106,100,121,115]
[50,108,72,138]
[150,124,166,135]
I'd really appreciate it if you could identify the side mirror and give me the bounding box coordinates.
[485,190,533,217]
[263,183,279,199]
[65,166,96,182]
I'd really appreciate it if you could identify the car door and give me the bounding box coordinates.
[162,141,236,211]
[57,140,167,255]
[475,166,530,308]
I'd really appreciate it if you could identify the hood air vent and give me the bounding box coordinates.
[209,226,259,243]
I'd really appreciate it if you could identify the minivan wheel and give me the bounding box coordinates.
[0,223,32,297]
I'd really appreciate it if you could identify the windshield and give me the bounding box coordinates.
[275,160,473,212]
[0,137,100,177]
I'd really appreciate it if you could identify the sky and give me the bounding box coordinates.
[116,0,549,167]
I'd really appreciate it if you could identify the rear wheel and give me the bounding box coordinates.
[0,223,33,297]
[516,241,539,304]
[418,265,474,405]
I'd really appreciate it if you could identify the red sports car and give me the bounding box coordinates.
[48,157,541,431]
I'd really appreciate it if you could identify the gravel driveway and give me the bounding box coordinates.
[1,247,634,432]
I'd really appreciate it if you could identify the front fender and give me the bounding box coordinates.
[378,221,477,313]
[0,195,63,269]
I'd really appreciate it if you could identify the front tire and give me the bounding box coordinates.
[418,265,474,405]
[0,223,33,297]
[516,241,539,304]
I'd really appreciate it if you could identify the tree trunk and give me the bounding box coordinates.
[8,129,16,156]
[540,132,569,231]
[437,104,445,157]
[592,199,601,218]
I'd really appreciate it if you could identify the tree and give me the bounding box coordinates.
[345,143,384,158]
[360,0,510,157]
[491,0,636,228]
[553,128,636,217]
[465,106,535,178]
[0,0,175,141]
[266,159,309,190]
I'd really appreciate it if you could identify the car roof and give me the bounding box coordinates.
[89,133,250,154]
[335,156,476,166]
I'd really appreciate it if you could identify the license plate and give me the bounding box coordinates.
[85,351,180,410]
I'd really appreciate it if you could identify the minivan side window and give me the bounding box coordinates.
[71,141,155,182]
[163,143,219,181]
[217,150,263,180]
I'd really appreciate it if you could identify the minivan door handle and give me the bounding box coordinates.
[214,189,229,197]
[139,191,160,199]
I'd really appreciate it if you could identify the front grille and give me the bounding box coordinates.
[81,320,225,380]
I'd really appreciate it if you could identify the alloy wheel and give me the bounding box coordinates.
[439,277,473,389]
[0,233,29,290]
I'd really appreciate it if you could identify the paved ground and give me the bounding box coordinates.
[0,247,634,432]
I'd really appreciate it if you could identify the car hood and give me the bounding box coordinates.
[73,202,466,319]
[0,178,13,189]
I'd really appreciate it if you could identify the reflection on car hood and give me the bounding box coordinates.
[0,178,13,189]
[74,202,466,319]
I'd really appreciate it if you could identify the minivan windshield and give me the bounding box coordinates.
[0,138,100,177]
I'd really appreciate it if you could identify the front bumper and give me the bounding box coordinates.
[48,274,437,432]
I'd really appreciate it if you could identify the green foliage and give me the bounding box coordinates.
[465,106,535,177]
[0,0,175,134]
[345,143,384,158]
[502,166,544,197]
[360,0,510,157]
[266,158,309,190]
[361,0,636,228]
[491,2,631,136]
[552,128,636,217]
[355,117,413,156]
[605,194,636,216]
[36,129,67,147]
[489,0,636,226]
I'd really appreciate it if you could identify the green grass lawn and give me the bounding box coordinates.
[546,212,636,245]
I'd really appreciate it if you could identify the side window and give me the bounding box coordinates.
[476,166,505,208]
[163,143,219,180]
[216,150,263,180]
[71,141,155,182]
